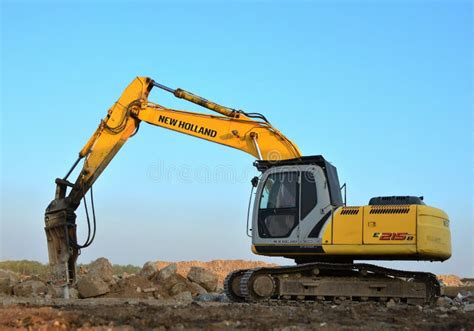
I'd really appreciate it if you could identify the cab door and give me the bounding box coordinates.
[253,169,300,245]
[256,171,300,242]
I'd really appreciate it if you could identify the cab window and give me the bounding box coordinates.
[258,172,298,238]
[300,171,317,219]
[259,172,297,209]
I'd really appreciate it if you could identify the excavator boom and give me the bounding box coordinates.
[45,77,301,285]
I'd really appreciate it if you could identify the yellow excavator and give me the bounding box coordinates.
[45,77,451,303]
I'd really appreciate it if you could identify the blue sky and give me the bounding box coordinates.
[1,1,472,276]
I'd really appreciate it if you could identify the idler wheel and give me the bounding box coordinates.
[231,275,243,297]
[224,271,246,302]
[251,274,275,298]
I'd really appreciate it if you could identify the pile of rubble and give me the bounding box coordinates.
[0,258,227,302]
[433,292,474,314]
[0,269,50,298]
[2,258,473,309]
[154,260,276,285]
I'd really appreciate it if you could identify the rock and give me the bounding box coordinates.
[172,291,193,304]
[189,282,207,295]
[46,285,79,299]
[106,274,168,299]
[464,303,474,312]
[461,278,474,286]
[443,286,474,299]
[161,274,201,296]
[195,293,217,302]
[154,263,177,282]
[158,273,183,289]
[194,292,230,302]
[13,280,48,297]
[187,267,218,292]
[0,269,19,295]
[47,285,63,298]
[139,261,159,280]
[69,288,79,299]
[386,299,398,308]
[53,286,79,299]
[77,275,110,298]
[217,293,230,302]
[87,258,115,284]
[169,281,191,296]
[455,291,473,303]
[436,296,453,307]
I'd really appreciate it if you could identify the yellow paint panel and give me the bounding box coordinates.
[416,205,451,260]
[321,217,332,244]
[138,106,301,160]
[332,207,363,244]
[363,205,417,244]
[323,243,417,256]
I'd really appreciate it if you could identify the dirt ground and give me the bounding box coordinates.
[1,297,473,331]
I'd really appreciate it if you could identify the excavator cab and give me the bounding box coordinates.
[251,156,344,261]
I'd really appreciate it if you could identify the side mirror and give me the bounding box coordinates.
[251,176,259,188]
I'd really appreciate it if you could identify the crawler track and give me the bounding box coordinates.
[223,269,247,302]
[224,263,440,304]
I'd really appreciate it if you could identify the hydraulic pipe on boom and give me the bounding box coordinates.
[153,82,238,118]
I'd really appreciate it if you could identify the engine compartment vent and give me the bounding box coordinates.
[340,207,360,215]
[369,206,411,214]
[369,196,425,206]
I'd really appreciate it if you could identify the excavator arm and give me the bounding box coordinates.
[45,77,301,286]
